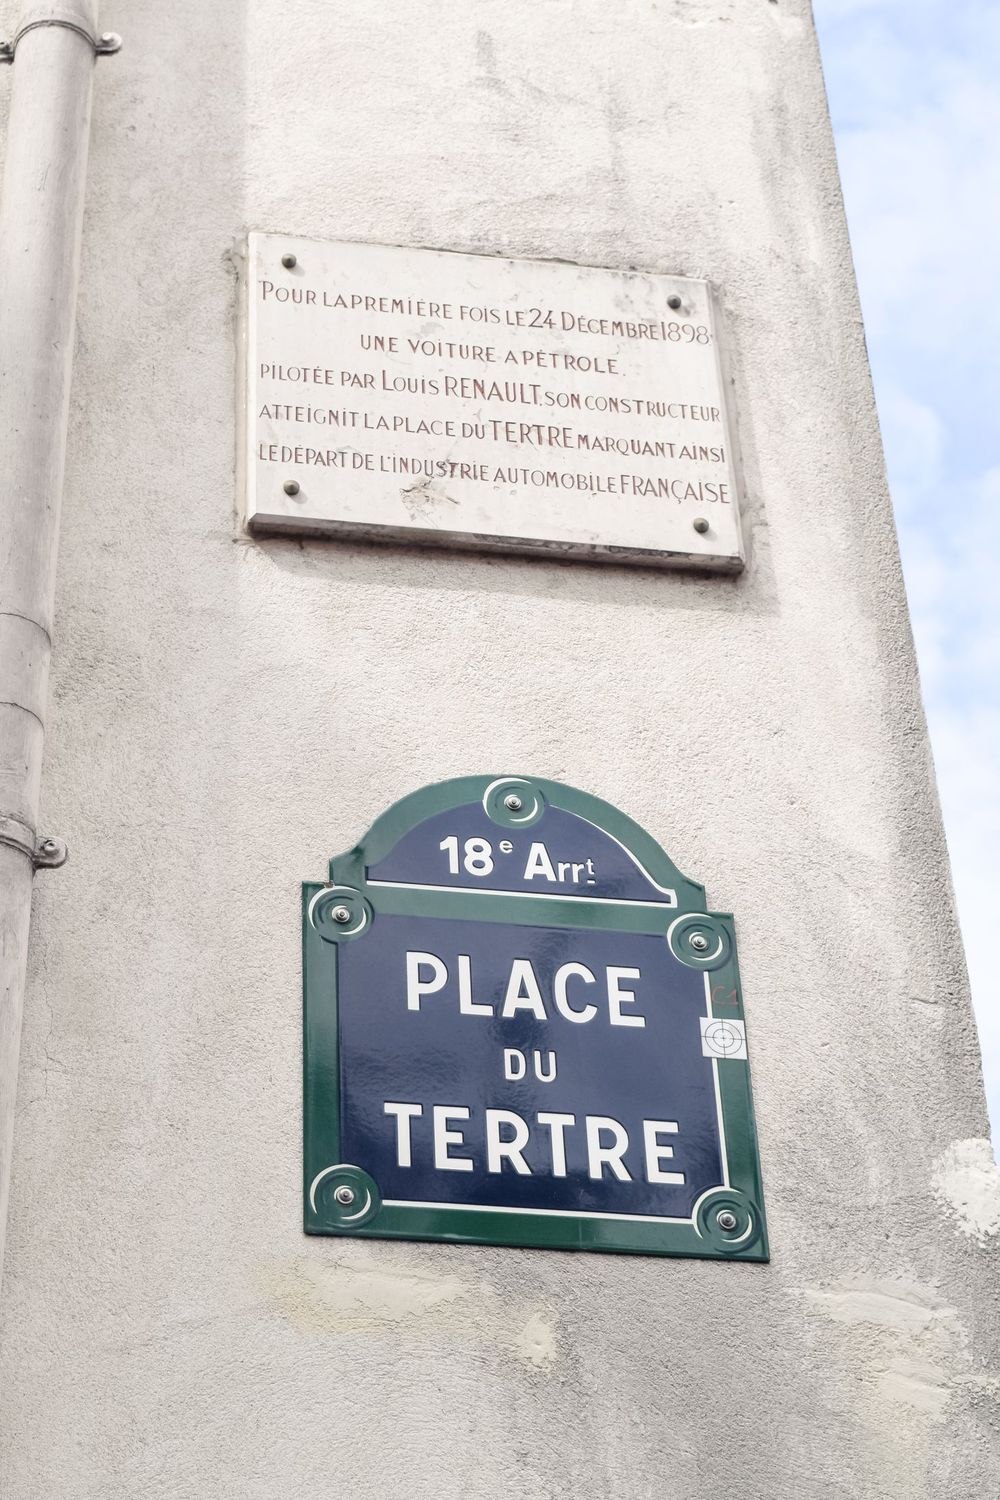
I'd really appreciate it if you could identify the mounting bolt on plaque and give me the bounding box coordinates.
[283,480,300,497]
[717,1210,738,1232]
[504,794,523,812]
[667,295,683,310]
[332,905,352,925]
[334,1185,356,1206]
[690,932,709,951]
[693,517,710,535]
[281,253,297,269]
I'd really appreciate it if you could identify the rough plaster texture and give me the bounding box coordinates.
[1,1,998,1495]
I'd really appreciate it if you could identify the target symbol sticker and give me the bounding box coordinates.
[701,1016,748,1060]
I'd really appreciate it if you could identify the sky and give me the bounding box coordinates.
[813,0,1000,1139]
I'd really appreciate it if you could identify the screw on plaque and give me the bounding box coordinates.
[281,253,297,269]
[283,480,300,496]
[332,905,352,925]
[717,1210,738,1232]
[504,794,523,812]
[667,295,683,310]
[690,932,709,951]
[334,1185,356,1206]
[692,517,710,535]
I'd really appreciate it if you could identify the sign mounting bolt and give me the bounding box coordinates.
[281,253,297,269]
[667,295,683,310]
[283,480,300,496]
[717,1209,738,1232]
[334,1185,356,1206]
[332,905,352,925]
[690,932,709,951]
[693,517,710,534]
[504,794,523,812]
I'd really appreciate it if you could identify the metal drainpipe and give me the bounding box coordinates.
[0,1,118,1291]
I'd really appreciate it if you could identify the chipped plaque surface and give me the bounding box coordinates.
[244,234,746,570]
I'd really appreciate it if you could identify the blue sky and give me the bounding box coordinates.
[813,0,1000,1139]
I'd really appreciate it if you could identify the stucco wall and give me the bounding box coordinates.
[1,1,998,1495]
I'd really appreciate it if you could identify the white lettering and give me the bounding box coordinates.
[607,966,645,1027]
[553,962,598,1023]
[405,951,447,1011]
[433,1105,474,1172]
[457,952,493,1015]
[485,1108,532,1174]
[533,1049,557,1083]
[501,959,547,1019]
[503,1048,527,1080]
[537,1111,575,1176]
[523,841,558,882]
[384,1101,422,1167]
[643,1120,684,1184]
[586,1116,632,1180]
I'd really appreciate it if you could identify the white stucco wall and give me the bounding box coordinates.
[1,1,998,1495]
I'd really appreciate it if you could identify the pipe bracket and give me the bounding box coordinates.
[0,22,122,62]
[0,815,68,870]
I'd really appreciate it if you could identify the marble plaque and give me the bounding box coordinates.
[242,234,746,571]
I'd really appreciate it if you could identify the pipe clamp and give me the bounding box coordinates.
[0,815,67,870]
[0,21,121,62]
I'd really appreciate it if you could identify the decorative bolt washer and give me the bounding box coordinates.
[690,932,709,951]
[332,905,352,925]
[717,1209,738,1232]
[281,253,297,269]
[692,517,710,535]
[504,793,523,812]
[667,295,683,310]
[283,479,300,496]
[334,1185,356,1206]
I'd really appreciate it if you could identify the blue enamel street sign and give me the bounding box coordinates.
[303,776,768,1260]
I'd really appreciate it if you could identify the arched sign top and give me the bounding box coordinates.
[353,775,706,911]
[303,775,767,1261]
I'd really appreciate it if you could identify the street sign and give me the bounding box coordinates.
[303,777,768,1260]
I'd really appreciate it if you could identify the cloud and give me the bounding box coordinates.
[814,1,1000,1135]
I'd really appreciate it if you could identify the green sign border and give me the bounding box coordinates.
[303,775,768,1261]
